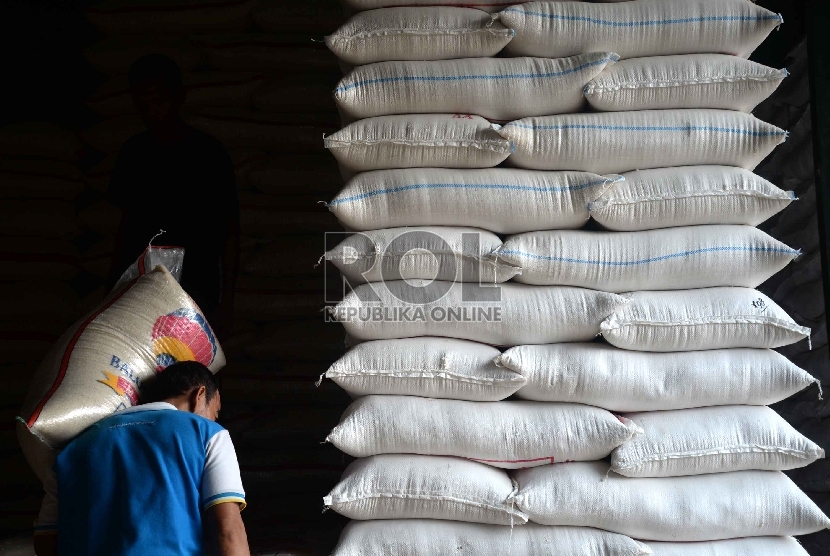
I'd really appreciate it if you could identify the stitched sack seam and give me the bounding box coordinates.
[589,189,794,211]
[615,444,824,470]
[327,491,522,516]
[585,72,787,94]
[324,138,511,153]
[602,316,810,336]
[329,28,513,41]
[326,369,525,385]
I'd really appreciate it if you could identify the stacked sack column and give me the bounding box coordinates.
[319,3,656,555]
[496,0,830,553]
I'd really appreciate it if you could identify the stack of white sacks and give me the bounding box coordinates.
[320,0,829,554]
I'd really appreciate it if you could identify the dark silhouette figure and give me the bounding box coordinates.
[105,54,239,337]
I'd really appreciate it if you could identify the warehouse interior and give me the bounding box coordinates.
[1,0,828,554]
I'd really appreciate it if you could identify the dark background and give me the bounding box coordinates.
[0,1,826,554]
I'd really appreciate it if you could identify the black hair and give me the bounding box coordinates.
[141,361,219,404]
[128,53,183,92]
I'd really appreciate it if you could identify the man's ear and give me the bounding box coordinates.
[190,386,207,413]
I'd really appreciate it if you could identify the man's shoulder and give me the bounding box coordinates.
[97,405,225,435]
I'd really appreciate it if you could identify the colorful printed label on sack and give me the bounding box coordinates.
[99,355,141,406]
[152,308,218,371]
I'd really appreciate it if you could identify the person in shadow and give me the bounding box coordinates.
[105,53,239,337]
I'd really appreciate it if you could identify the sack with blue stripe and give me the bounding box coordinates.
[326,7,514,65]
[500,0,782,59]
[324,226,521,284]
[327,167,619,234]
[324,114,512,174]
[589,166,794,231]
[334,52,617,121]
[499,225,798,292]
[584,53,787,113]
[501,109,786,173]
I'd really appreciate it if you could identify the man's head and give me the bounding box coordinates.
[142,361,221,421]
[128,54,185,130]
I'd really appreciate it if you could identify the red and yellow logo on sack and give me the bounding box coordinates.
[99,371,139,405]
[152,308,218,371]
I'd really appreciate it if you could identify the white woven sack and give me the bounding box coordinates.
[500,343,819,411]
[328,168,618,233]
[332,520,652,556]
[647,537,809,556]
[344,0,526,14]
[611,406,825,478]
[500,0,782,59]
[324,454,526,524]
[326,7,514,65]
[499,225,798,292]
[589,166,794,231]
[512,462,830,541]
[330,280,627,345]
[326,395,642,468]
[324,114,511,173]
[600,288,811,352]
[335,53,618,121]
[322,337,525,400]
[325,226,521,284]
[584,54,786,112]
[501,109,786,173]
[17,267,225,486]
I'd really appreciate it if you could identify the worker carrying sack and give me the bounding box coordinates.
[17,264,226,495]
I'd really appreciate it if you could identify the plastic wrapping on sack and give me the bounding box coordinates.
[330,280,627,345]
[326,395,643,468]
[512,461,830,541]
[328,168,617,233]
[325,114,513,173]
[500,343,819,411]
[323,454,526,524]
[500,109,787,173]
[326,7,514,65]
[331,520,652,556]
[322,337,525,401]
[324,226,521,284]
[588,166,794,231]
[112,245,184,293]
[17,266,226,488]
[334,53,617,121]
[499,225,798,292]
[584,54,787,113]
[600,287,811,352]
[500,0,782,59]
[611,405,825,478]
